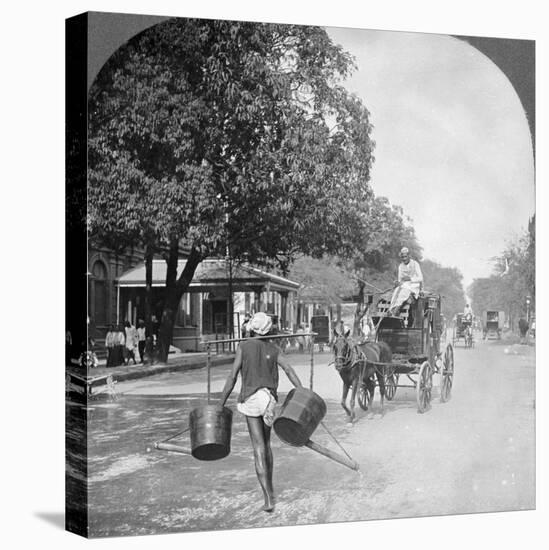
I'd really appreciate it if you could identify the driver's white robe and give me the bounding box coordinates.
[388,259,423,313]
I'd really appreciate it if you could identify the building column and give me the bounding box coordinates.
[280,292,288,329]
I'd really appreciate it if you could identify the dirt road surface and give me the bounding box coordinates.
[74,336,535,537]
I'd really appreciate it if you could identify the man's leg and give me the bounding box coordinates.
[246,416,275,512]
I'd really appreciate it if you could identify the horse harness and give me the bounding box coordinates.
[333,336,369,374]
[333,336,388,378]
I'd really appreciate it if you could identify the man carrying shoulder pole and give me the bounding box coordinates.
[218,312,303,512]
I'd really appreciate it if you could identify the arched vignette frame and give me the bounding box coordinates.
[84,12,535,157]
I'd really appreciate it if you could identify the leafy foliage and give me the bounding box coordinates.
[88,19,375,265]
[87,18,376,360]
[286,256,355,303]
[421,259,464,320]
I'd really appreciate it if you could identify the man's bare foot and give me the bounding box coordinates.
[262,495,275,512]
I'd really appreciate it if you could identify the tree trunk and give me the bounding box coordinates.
[157,244,203,363]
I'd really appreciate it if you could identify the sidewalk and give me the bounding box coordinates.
[66,351,235,395]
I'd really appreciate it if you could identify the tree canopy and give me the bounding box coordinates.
[88,18,377,360]
[89,18,375,266]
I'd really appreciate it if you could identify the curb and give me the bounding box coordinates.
[67,353,235,393]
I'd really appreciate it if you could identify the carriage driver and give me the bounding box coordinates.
[387,247,423,317]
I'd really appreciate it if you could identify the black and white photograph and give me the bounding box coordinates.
[4,1,546,549]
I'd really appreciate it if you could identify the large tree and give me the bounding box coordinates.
[88,18,375,361]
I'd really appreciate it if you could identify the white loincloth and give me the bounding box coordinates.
[237,388,277,425]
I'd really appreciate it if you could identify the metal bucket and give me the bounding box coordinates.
[273,387,327,446]
[189,404,233,460]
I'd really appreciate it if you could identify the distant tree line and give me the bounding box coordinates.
[468,215,535,329]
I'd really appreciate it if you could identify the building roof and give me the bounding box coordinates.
[117,258,300,292]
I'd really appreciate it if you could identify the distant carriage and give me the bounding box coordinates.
[452,313,474,348]
[482,310,504,339]
[310,315,330,352]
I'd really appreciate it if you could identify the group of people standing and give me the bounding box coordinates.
[105,320,147,367]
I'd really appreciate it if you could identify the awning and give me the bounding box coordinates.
[117,258,300,292]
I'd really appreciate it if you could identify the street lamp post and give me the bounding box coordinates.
[526,296,531,324]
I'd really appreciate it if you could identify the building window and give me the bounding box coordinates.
[177,293,200,327]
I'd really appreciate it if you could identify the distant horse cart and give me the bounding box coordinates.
[482,310,504,339]
[453,313,474,348]
[332,291,454,417]
[310,315,330,352]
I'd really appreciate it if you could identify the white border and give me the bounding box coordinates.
[2,1,545,549]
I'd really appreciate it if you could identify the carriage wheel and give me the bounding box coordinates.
[385,373,398,401]
[357,383,369,410]
[416,361,432,413]
[440,343,454,403]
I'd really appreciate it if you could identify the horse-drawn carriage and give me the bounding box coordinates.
[332,291,454,418]
[452,313,474,348]
[482,310,504,339]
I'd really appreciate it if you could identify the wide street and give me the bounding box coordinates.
[73,334,535,537]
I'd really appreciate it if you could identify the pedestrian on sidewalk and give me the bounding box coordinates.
[105,325,116,367]
[137,319,146,363]
[219,311,303,513]
[111,324,126,367]
[241,312,251,339]
[124,320,138,365]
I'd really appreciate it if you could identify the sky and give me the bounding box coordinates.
[326,27,535,288]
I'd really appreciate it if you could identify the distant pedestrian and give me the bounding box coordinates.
[111,324,126,367]
[518,317,529,344]
[241,312,251,338]
[137,319,146,363]
[124,320,138,365]
[105,325,116,367]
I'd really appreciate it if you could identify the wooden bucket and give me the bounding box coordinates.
[273,387,327,446]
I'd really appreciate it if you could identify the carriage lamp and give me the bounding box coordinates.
[427,297,437,309]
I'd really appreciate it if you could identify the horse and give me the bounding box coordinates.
[332,328,392,422]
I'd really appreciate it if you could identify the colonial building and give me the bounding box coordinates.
[88,249,300,352]
[117,258,300,351]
